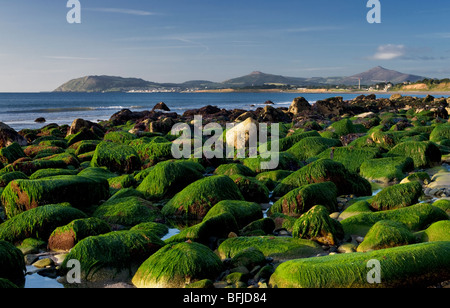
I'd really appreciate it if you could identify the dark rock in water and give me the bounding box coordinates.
[152,102,171,112]
[183,105,221,117]
[109,109,152,126]
[34,117,46,123]
[264,100,274,105]
[0,122,28,148]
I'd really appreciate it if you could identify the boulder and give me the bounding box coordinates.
[387,141,441,169]
[273,159,372,198]
[269,182,338,218]
[0,122,28,148]
[0,204,87,243]
[93,196,164,228]
[1,175,109,218]
[0,143,26,165]
[61,230,165,283]
[269,242,450,288]
[0,241,26,287]
[371,181,423,211]
[357,220,416,252]
[228,174,270,203]
[161,175,244,220]
[214,163,256,177]
[359,156,415,184]
[152,102,171,112]
[132,242,223,288]
[286,137,342,161]
[203,200,263,229]
[316,146,380,173]
[136,161,204,200]
[292,205,344,246]
[416,220,450,242]
[48,217,112,251]
[288,97,311,115]
[217,236,323,262]
[91,141,141,174]
[341,203,448,236]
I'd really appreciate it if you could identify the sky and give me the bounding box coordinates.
[0,0,450,92]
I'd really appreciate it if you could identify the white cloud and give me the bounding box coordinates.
[371,44,406,60]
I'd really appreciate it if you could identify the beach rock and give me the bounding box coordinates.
[0,171,28,188]
[0,122,28,148]
[269,242,450,288]
[164,213,239,247]
[217,236,323,262]
[203,200,263,229]
[276,130,321,151]
[269,182,338,218]
[0,204,87,243]
[137,161,204,200]
[229,247,266,270]
[255,170,292,190]
[0,241,26,287]
[161,175,244,220]
[431,199,450,216]
[0,142,26,165]
[214,163,256,177]
[416,220,450,242]
[61,230,165,283]
[241,152,302,173]
[241,218,276,236]
[288,97,311,115]
[292,205,344,246]
[48,217,112,251]
[286,136,342,161]
[228,175,270,203]
[359,156,415,183]
[128,137,173,166]
[130,222,169,239]
[132,242,223,288]
[34,117,46,123]
[357,220,416,252]
[93,196,164,228]
[91,141,141,174]
[371,181,423,211]
[341,203,448,237]
[152,102,171,112]
[387,141,441,169]
[1,175,109,218]
[273,159,372,198]
[24,145,64,158]
[311,96,346,119]
[66,127,102,147]
[258,105,291,123]
[226,117,259,150]
[316,146,380,174]
[339,200,372,221]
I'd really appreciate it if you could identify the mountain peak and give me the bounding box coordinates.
[250,71,264,75]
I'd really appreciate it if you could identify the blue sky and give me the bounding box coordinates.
[0,0,449,91]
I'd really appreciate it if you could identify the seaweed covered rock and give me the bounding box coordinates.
[0,122,28,148]
[161,175,244,220]
[316,146,380,173]
[61,230,165,283]
[0,142,26,165]
[228,174,270,203]
[241,217,275,236]
[357,220,416,252]
[255,170,292,190]
[129,138,173,167]
[48,217,112,251]
[416,220,450,242]
[0,204,87,243]
[327,118,357,137]
[93,196,163,228]
[217,236,323,262]
[387,141,441,169]
[429,124,450,143]
[132,242,223,288]
[269,242,450,288]
[292,205,344,246]
[29,168,78,180]
[1,175,109,218]
[0,241,26,287]
[341,203,448,236]
[130,222,169,239]
[371,181,423,211]
[339,200,372,221]
[214,163,256,177]
[164,213,239,247]
[269,182,338,217]
[286,137,342,161]
[203,200,263,229]
[273,159,372,198]
[91,141,141,174]
[242,152,302,173]
[136,161,203,200]
[0,171,28,187]
[360,156,415,183]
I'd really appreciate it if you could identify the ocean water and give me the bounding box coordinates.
[0,92,425,131]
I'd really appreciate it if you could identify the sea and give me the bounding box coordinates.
[0,92,434,132]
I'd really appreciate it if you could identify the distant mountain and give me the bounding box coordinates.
[54,75,161,92]
[340,66,425,85]
[222,71,308,87]
[53,67,428,92]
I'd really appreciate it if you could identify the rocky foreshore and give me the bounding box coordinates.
[0,94,450,289]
